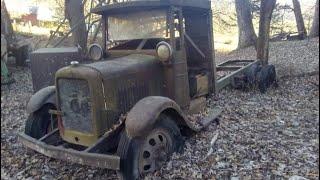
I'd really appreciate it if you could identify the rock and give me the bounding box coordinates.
[30,169,38,176]
[289,175,309,180]
[41,175,54,180]
[216,162,228,169]
[88,174,94,178]
[231,176,239,180]
[167,161,172,170]
[291,120,300,127]
[277,163,286,172]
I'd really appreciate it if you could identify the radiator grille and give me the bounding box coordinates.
[118,81,148,113]
[58,79,93,133]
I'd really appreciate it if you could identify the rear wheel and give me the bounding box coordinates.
[117,115,183,180]
[257,64,277,93]
[25,104,57,139]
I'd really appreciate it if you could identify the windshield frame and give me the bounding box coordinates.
[107,9,168,42]
[101,7,179,55]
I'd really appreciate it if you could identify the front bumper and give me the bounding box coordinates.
[18,131,120,170]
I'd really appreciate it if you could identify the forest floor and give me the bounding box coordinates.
[1,38,319,180]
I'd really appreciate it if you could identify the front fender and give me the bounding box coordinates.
[125,96,196,138]
[26,86,56,114]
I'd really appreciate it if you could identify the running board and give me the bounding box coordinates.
[186,107,222,132]
[200,107,222,128]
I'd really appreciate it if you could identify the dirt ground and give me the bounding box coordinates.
[1,38,319,179]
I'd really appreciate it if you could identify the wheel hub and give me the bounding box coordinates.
[138,129,173,174]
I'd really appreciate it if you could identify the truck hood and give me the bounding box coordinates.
[83,54,161,79]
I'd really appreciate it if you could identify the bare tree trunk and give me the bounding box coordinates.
[65,0,87,52]
[235,0,257,49]
[309,0,319,37]
[292,0,307,39]
[257,0,277,66]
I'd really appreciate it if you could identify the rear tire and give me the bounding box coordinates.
[257,64,277,93]
[116,115,184,180]
[25,104,57,139]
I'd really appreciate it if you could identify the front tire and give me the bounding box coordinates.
[25,104,57,139]
[117,115,184,180]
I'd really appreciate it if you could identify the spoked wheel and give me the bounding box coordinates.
[25,104,58,139]
[117,115,184,180]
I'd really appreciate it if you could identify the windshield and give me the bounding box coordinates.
[108,10,168,41]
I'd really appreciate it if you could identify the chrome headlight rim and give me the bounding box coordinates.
[156,41,173,63]
[88,43,103,61]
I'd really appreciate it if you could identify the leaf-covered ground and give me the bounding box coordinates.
[1,38,319,179]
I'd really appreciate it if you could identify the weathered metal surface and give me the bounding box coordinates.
[52,5,217,142]
[30,47,84,92]
[125,96,222,138]
[18,133,121,170]
[84,121,123,153]
[38,129,63,146]
[189,73,209,98]
[216,66,242,71]
[55,65,103,147]
[108,50,157,57]
[218,59,255,67]
[48,109,64,116]
[184,8,216,94]
[26,86,56,114]
[125,96,192,138]
[199,107,222,127]
[55,54,164,146]
[87,54,164,126]
[58,79,93,134]
[188,97,206,114]
[164,7,190,109]
[91,0,211,15]
[184,33,206,58]
[208,9,217,94]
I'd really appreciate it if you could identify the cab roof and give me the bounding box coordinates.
[91,0,211,15]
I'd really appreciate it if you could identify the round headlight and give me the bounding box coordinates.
[156,41,173,62]
[70,61,79,66]
[88,43,103,61]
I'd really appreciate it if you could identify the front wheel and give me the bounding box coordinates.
[117,115,184,180]
[25,104,57,139]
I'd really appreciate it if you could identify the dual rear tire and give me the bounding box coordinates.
[233,64,278,93]
[257,64,278,93]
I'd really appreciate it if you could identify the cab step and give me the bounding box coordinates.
[199,107,222,128]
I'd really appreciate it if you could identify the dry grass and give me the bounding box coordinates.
[214,33,238,53]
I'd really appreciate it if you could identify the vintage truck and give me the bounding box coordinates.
[19,0,275,179]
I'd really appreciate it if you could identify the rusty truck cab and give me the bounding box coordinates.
[92,0,216,109]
